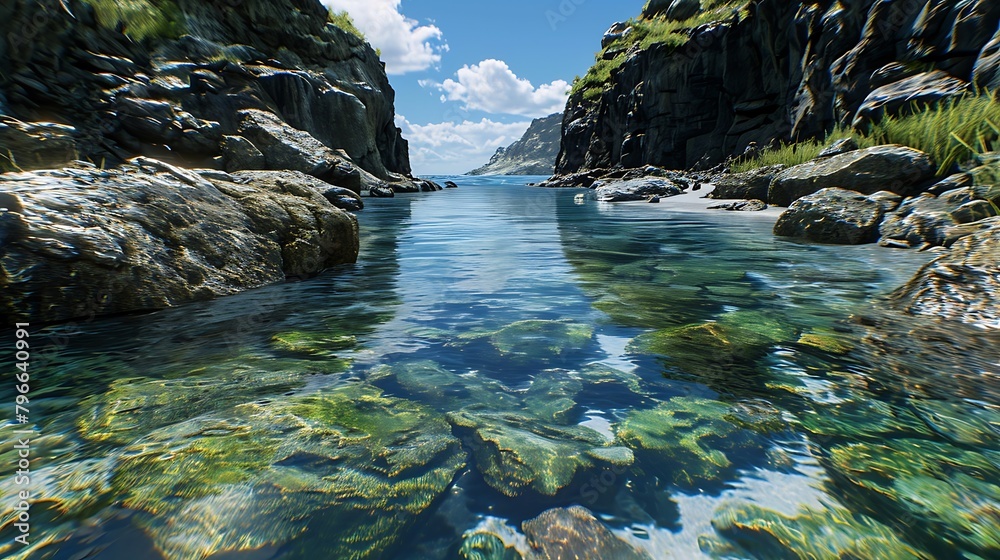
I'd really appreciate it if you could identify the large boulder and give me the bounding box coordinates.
[708,165,785,200]
[237,109,342,178]
[852,71,970,126]
[891,224,1000,328]
[0,162,359,323]
[768,145,936,207]
[879,187,1000,248]
[593,177,684,202]
[0,118,78,171]
[774,188,901,244]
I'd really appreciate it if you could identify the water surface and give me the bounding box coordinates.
[2,177,997,559]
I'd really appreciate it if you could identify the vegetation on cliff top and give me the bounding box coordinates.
[733,94,1000,175]
[571,1,750,102]
[328,10,366,41]
[85,0,185,41]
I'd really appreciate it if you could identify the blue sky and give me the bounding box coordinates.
[322,0,642,174]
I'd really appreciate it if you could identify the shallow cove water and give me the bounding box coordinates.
[2,177,998,559]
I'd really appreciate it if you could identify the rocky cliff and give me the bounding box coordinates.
[468,113,562,176]
[0,0,410,180]
[557,0,1000,173]
[0,0,422,323]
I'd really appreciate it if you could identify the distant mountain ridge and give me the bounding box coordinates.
[468,113,562,175]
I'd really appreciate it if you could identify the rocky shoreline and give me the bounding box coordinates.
[538,138,1000,328]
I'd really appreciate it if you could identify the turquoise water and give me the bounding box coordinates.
[1,177,997,559]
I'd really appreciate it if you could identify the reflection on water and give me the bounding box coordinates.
[1,177,997,559]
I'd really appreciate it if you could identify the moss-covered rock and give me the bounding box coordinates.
[828,439,1000,554]
[367,360,521,412]
[703,502,927,559]
[615,397,783,487]
[459,533,524,560]
[448,411,613,497]
[270,330,358,355]
[110,384,465,559]
[456,320,594,363]
[628,310,796,375]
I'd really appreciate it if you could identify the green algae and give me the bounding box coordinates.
[270,330,358,355]
[368,360,522,412]
[910,400,1000,447]
[799,398,932,440]
[448,410,613,497]
[456,320,594,362]
[627,312,794,377]
[110,383,465,559]
[703,502,928,559]
[828,438,1000,554]
[76,356,327,446]
[615,397,784,487]
[459,533,524,560]
[796,331,855,354]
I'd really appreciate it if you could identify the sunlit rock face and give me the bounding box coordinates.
[0,163,359,323]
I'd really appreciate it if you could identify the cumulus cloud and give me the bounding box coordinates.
[396,115,532,175]
[322,0,447,75]
[432,59,570,117]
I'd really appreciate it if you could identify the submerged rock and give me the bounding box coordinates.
[110,384,466,559]
[627,310,796,376]
[448,411,615,497]
[459,533,524,560]
[522,506,651,560]
[456,320,594,363]
[615,397,783,488]
[0,163,359,323]
[704,502,926,559]
[773,188,901,244]
[827,438,1000,555]
[768,146,936,207]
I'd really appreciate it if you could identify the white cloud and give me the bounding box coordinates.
[431,59,570,117]
[322,0,447,75]
[396,115,532,175]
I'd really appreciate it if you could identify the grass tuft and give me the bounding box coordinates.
[328,10,366,41]
[734,94,1000,175]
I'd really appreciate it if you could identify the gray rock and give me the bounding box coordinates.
[665,0,701,22]
[708,165,785,201]
[593,178,684,202]
[0,165,358,323]
[818,138,859,158]
[369,183,395,198]
[220,135,266,172]
[709,199,768,212]
[974,27,1000,90]
[852,71,970,127]
[774,188,901,244]
[444,181,459,189]
[602,22,633,49]
[318,184,364,212]
[0,118,78,171]
[238,109,340,178]
[927,173,974,196]
[879,187,1000,248]
[769,145,936,207]
[891,222,1000,328]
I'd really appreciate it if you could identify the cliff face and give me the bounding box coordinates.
[0,0,410,179]
[468,113,562,176]
[557,0,1000,173]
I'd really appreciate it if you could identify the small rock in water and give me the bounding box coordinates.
[647,195,660,203]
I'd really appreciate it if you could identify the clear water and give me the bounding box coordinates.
[2,177,998,559]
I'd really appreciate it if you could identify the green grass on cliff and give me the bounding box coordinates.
[85,0,184,41]
[571,1,750,103]
[733,94,1000,174]
[327,10,366,41]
